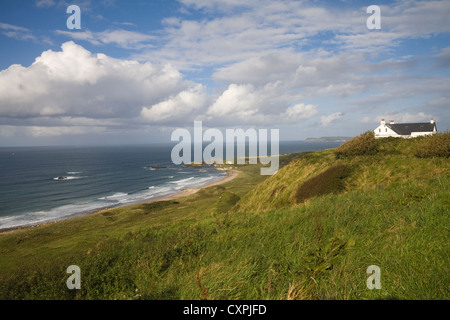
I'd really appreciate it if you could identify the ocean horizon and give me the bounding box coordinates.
[0,140,343,231]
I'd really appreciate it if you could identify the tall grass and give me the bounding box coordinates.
[334,131,378,159]
[415,132,450,158]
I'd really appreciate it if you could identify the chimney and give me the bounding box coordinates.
[430,118,434,124]
[381,119,385,125]
[390,120,395,124]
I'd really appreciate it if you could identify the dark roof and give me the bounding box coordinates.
[387,122,437,135]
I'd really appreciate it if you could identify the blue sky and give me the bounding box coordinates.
[0,0,449,146]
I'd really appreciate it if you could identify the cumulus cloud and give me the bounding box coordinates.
[0,42,320,135]
[321,112,344,127]
[0,41,195,126]
[212,50,371,98]
[206,83,318,125]
[141,84,208,123]
[207,84,262,119]
[283,103,319,122]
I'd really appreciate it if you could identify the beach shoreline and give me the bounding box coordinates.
[0,169,241,235]
[141,169,240,202]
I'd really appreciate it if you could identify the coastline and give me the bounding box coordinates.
[140,169,240,202]
[0,169,241,235]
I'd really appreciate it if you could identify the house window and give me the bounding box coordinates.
[379,129,381,132]
[385,128,387,132]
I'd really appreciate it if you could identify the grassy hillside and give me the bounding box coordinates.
[0,134,448,300]
[236,132,449,212]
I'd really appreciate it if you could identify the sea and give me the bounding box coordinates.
[0,141,343,231]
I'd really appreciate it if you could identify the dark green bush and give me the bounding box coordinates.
[414,132,450,158]
[295,165,351,203]
[334,131,378,159]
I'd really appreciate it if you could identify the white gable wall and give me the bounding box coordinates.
[374,124,400,138]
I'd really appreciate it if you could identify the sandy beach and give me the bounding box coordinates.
[0,169,241,234]
[150,169,240,202]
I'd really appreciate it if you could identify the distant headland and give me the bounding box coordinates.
[304,136,352,143]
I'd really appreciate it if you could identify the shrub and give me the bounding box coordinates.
[334,131,378,159]
[295,165,351,203]
[414,132,450,158]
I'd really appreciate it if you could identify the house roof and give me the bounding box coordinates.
[386,122,437,135]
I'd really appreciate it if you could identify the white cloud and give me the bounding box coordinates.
[332,32,401,53]
[56,29,155,49]
[0,124,106,138]
[321,112,344,127]
[35,0,94,11]
[178,0,259,13]
[207,84,261,118]
[212,50,373,98]
[333,1,450,52]
[206,83,318,125]
[132,0,450,71]
[213,51,304,85]
[35,0,56,7]
[361,116,372,124]
[283,103,318,122]
[0,23,36,41]
[377,112,433,124]
[386,0,450,36]
[361,112,436,127]
[210,50,376,124]
[29,126,106,137]
[435,46,450,68]
[141,84,207,123]
[0,42,320,133]
[0,41,192,123]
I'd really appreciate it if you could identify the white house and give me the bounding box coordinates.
[374,118,437,139]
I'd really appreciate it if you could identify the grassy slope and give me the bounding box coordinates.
[0,137,448,300]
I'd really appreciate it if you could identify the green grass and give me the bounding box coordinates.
[0,136,449,300]
[334,131,378,159]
